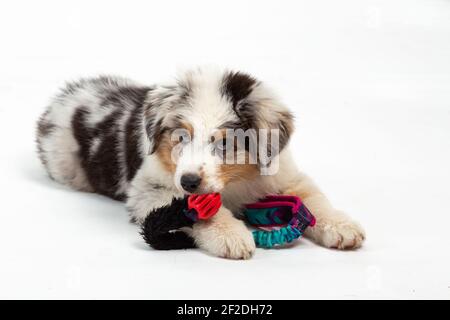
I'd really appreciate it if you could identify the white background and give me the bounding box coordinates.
[0,0,449,299]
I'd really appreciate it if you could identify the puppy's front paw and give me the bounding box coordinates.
[305,211,365,250]
[212,225,255,260]
[193,214,255,259]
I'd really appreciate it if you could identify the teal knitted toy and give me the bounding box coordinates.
[243,195,316,248]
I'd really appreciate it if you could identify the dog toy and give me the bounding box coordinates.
[184,193,222,221]
[243,195,316,248]
[141,193,315,250]
[141,193,221,250]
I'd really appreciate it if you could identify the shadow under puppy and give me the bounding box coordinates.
[36,67,365,259]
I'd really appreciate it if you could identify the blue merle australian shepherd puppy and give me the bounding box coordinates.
[36,67,365,259]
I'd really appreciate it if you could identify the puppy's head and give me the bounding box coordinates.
[144,68,294,194]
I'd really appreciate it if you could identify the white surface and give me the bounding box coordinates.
[0,0,449,299]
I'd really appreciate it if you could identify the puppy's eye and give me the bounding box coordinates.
[176,131,190,144]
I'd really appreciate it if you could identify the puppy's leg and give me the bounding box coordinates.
[281,172,365,249]
[190,206,255,259]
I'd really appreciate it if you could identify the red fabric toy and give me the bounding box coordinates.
[185,193,222,221]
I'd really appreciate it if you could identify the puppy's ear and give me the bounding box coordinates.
[222,71,294,153]
[144,84,189,154]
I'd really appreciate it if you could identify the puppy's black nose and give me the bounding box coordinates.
[180,174,202,192]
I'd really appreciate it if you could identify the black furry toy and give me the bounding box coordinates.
[141,193,221,250]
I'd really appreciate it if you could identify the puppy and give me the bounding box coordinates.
[36,68,365,259]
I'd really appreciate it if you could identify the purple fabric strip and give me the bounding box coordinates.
[245,194,302,213]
